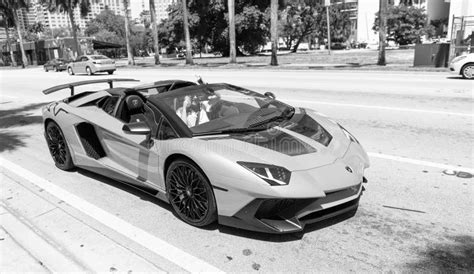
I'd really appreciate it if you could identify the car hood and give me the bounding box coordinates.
[199,108,351,171]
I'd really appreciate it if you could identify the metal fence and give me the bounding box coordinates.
[450,15,474,60]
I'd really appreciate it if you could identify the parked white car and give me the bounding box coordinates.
[67,55,116,76]
[449,53,474,79]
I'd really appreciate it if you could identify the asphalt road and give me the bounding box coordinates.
[0,67,473,272]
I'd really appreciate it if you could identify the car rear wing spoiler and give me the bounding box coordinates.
[42,78,140,96]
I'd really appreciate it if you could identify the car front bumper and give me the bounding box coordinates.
[449,62,463,74]
[218,180,365,233]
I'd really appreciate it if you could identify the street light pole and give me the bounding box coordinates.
[326,1,331,55]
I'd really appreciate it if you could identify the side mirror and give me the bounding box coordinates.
[122,122,151,135]
[264,92,276,100]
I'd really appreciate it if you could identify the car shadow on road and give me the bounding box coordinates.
[445,76,466,80]
[407,235,474,271]
[0,103,45,153]
[75,168,173,211]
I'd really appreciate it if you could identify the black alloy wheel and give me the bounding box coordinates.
[166,159,217,227]
[45,122,74,170]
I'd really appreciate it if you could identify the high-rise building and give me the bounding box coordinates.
[153,0,175,22]
[15,0,124,31]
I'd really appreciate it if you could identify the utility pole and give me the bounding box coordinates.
[325,0,331,55]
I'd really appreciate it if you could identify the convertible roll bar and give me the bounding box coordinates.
[42,78,140,96]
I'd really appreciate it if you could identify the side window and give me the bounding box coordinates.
[158,118,178,140]
[100,96,120,115]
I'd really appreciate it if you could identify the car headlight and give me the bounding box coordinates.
[451,55,467,64]
[338,124,360,144]
[237,162,291,186]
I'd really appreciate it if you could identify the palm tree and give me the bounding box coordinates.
[181,0,193,65]
[270,0,278,66]
[122,0,134,65]
[149,0,160,65]
[228,0,236,64]
[0,0,29,67]
[377,0,387,66]
[42,0,93,58]
[0,7,17,66]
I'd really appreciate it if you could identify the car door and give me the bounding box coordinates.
[88,95,163,188]
[73,56,84,71]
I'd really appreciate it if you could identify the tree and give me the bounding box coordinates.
[0,0,30,67]
[279,1,352,52]
[149,0,160,64]
[122,0,134,65]
[42,0,94,57]
[23,22,45,41]
[377,0,386,66]
[270,0,278,66]
[228,0,236,63]
[0,6,17,66]
[181,0,193,65]
[373,4,433,46]
[158,1,268,57]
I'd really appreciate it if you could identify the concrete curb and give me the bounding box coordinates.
[0,204,85,272]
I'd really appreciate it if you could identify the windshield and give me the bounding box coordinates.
[154,84,293,135]
[90,55,109,60]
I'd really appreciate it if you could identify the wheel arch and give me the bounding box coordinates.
[164,153,198,182]
[44,117,55,131]
[461,62,474,76]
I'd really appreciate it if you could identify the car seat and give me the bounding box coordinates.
[124,95,146,123]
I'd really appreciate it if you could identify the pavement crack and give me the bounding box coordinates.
[33,207,59,219]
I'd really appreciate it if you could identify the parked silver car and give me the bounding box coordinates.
[67,55,116,76]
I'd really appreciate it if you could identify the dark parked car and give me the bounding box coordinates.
[44,58,69,72]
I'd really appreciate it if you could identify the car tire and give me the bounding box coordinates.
[461,63,474,79]
[45,121,75,171]
[108,70,114,75]
[44,67,48,72]
[68,67,74,75]
[54,66,59,72]
[166,158,217,227]
[86,66,93,76]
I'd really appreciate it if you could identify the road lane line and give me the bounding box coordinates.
[282,99,473,117]
[0,157,223,273]
[368,152,474,173]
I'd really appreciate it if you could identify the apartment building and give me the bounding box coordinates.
[15,0,124,31]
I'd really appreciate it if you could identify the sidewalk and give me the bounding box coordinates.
[0,172,167,272]
[0,205,84,272]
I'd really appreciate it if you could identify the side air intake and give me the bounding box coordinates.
[76,123,106,159]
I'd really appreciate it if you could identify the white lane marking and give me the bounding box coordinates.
[368,152,474,173]
[0,157,223,273]
[1,95,19,99]
[282,99,473,117]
